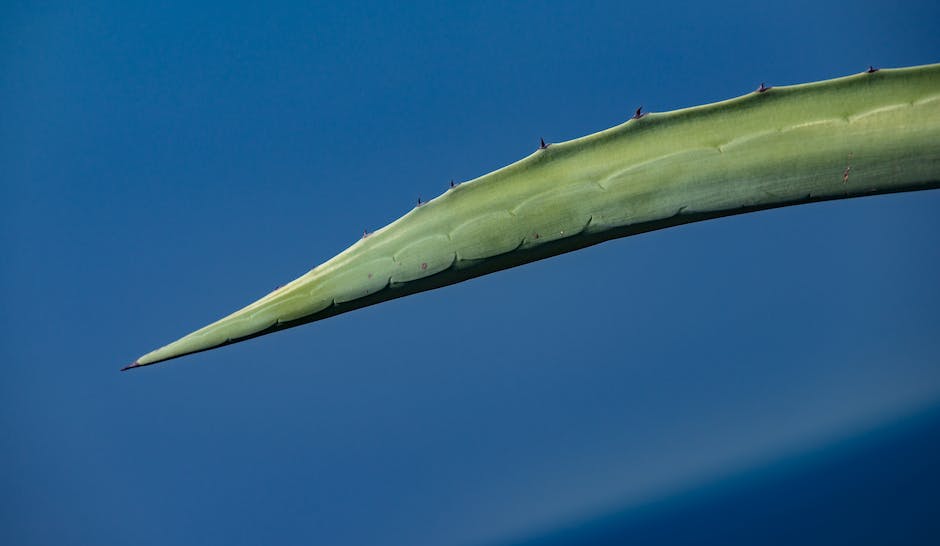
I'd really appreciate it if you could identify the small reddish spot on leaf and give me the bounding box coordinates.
[421,262,428,270]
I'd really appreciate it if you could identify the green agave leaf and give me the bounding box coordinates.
[128,63,940,370]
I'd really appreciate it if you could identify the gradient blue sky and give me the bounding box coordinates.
[2,2,939,545]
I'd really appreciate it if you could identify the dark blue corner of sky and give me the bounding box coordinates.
[1,1,939,545]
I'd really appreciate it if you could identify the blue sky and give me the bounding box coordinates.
[2,1,938,544]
